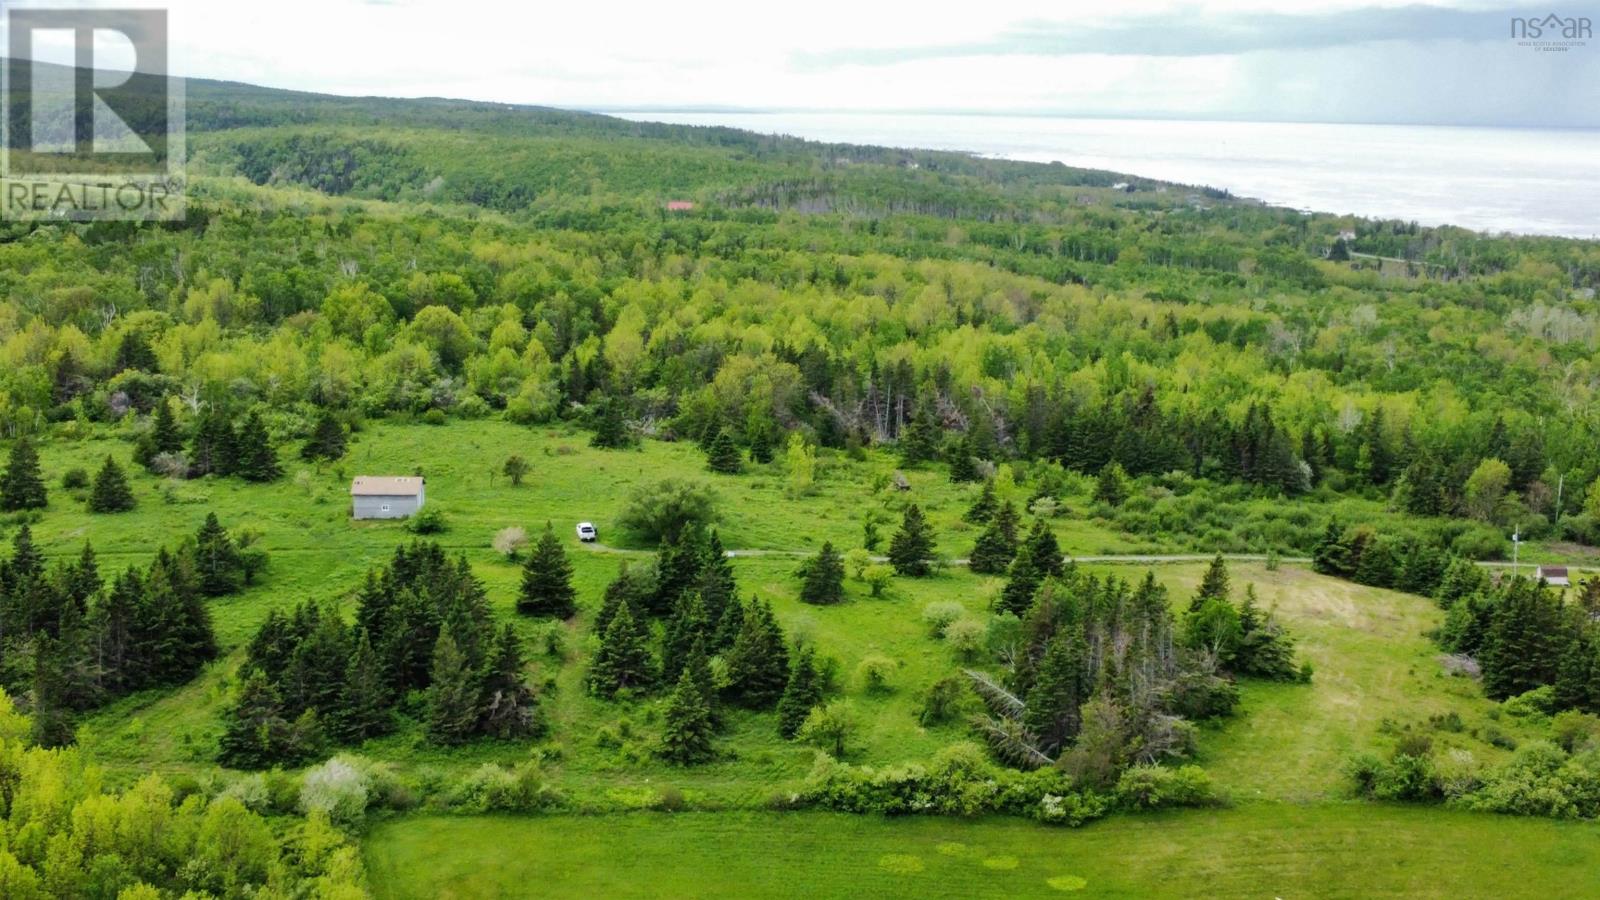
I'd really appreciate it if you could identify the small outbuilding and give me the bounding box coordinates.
[351,476,425,520]
[1537,565,1571,588]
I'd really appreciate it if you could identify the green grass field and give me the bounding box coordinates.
[13,421,1592,897]
[364,805,1600,899]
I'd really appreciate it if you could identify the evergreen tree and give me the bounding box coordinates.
[189,408,238,477]
[898,403,941,466]
[653,526,708,615]
[705,428,743,474]
[1023,626,1089,755]
[964,480,998,524]
[697,530,737,637]
[300,411,348,462]
[712,590,746,653]
[969,501,1020,575]
[1481,580,1568,700]
[233,412,283,482]
[1023,519,1064,578]
[1093,461,1130,507]
[425,632,479,744]
[725,599,789,707]
[662,591,710,683]
[219,671,295,769]
[480,624,541,739]
[658,668,716,764]
[947,433,980,483]
[887,504,936,577]
[1553,624,1597,713]
[1,436,49,511]
[151,398,185,455]
[746,417,777,464]
[114,329,157,372]
[588,602,656,698]
[1191,553,1232,612]
[589,398,634,449]
[87,456,136,513]
[799,542,846,605]
[518,524,577,618]
[194,512,243,597]
[998,547,1043,617]
[596,562,653,638]
[337,628,391,742]
[777,645,822,739]
[1312,520,1351,577]
[29,637,77,748]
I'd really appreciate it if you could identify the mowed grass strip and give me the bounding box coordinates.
[364,805,1600,899]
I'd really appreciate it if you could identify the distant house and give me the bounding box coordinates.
[351,476,425,520]
[1337,229,1358,242]
[665,200,696,212]
[1537,565,1571,588]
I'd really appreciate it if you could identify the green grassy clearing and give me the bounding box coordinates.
[364,805,1600,899]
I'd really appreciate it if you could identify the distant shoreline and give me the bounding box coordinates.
[609,110,1600,238]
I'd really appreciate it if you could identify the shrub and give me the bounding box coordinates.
[60,468,89,490]
[493,526,529,559]
[1112,765,1218,810]
[1553,710,1600,753]
[421,408,448,426]
[921,602,964,637]
[443,762,561,813]
[1503,686,1556,719]
[918,676,967,726]
[943,619,986,660]
[406,506,448,534]
[220,773,272,813]
[617,478,718,543]
[299,757,371,825]
[856,654,898,694]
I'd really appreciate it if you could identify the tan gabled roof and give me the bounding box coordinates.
[351,476,424,497]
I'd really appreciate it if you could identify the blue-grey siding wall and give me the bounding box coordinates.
[353,494,423,519]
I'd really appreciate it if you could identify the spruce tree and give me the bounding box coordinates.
[219,671,293,769]
[1023,518,1063,578]
[426,632,479,744]
[1,436,49,511]
[1191,553,1232,612]
[194,512,242,597]
[233,412,283,482]
[888,504,936,577]
[518,523,577,618]
[151,398,185,456]
[662,591,710,683]
[190,409,238,477]
[300,411,348,462]
[799,542,846,605]
[947,434,979,483]
[1023,626,1088,755]
[898,403,941,466]
[87,456,136,513]
[338,628,392,742]
[697,530,737,636]
[969,501,1020,575]
[480,624,541,739]
[726,599,789,707]
[963,480,998,524]
[588,602,656,698]
[712,591,745,653]
[777,645,822,739]
[705,428,743,474]
[1312,520,1350,576]
[29,637,77,748]
[998,548,1043,617]
[589,398,634,449]
[658,668,716,764]
[1093,462,1130,507]
[114,329,157,372]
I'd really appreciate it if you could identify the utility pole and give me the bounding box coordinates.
[1555,474,1565,528]
[1512,526,1521,578]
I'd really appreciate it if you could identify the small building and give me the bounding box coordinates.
[1537,565,1570,588]
[1337,229,1358,242]
[351,476,425,520]
[665,200,696,212]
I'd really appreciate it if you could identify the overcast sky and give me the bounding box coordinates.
[10,0,1600,126]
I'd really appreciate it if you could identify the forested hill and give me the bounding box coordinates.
[4,73,1600,562]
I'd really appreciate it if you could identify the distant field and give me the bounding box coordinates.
[365,806,1600,899]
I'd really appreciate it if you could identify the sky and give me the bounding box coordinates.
[6,0,1600,126]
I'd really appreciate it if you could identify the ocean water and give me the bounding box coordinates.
[610,112,1600,238]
